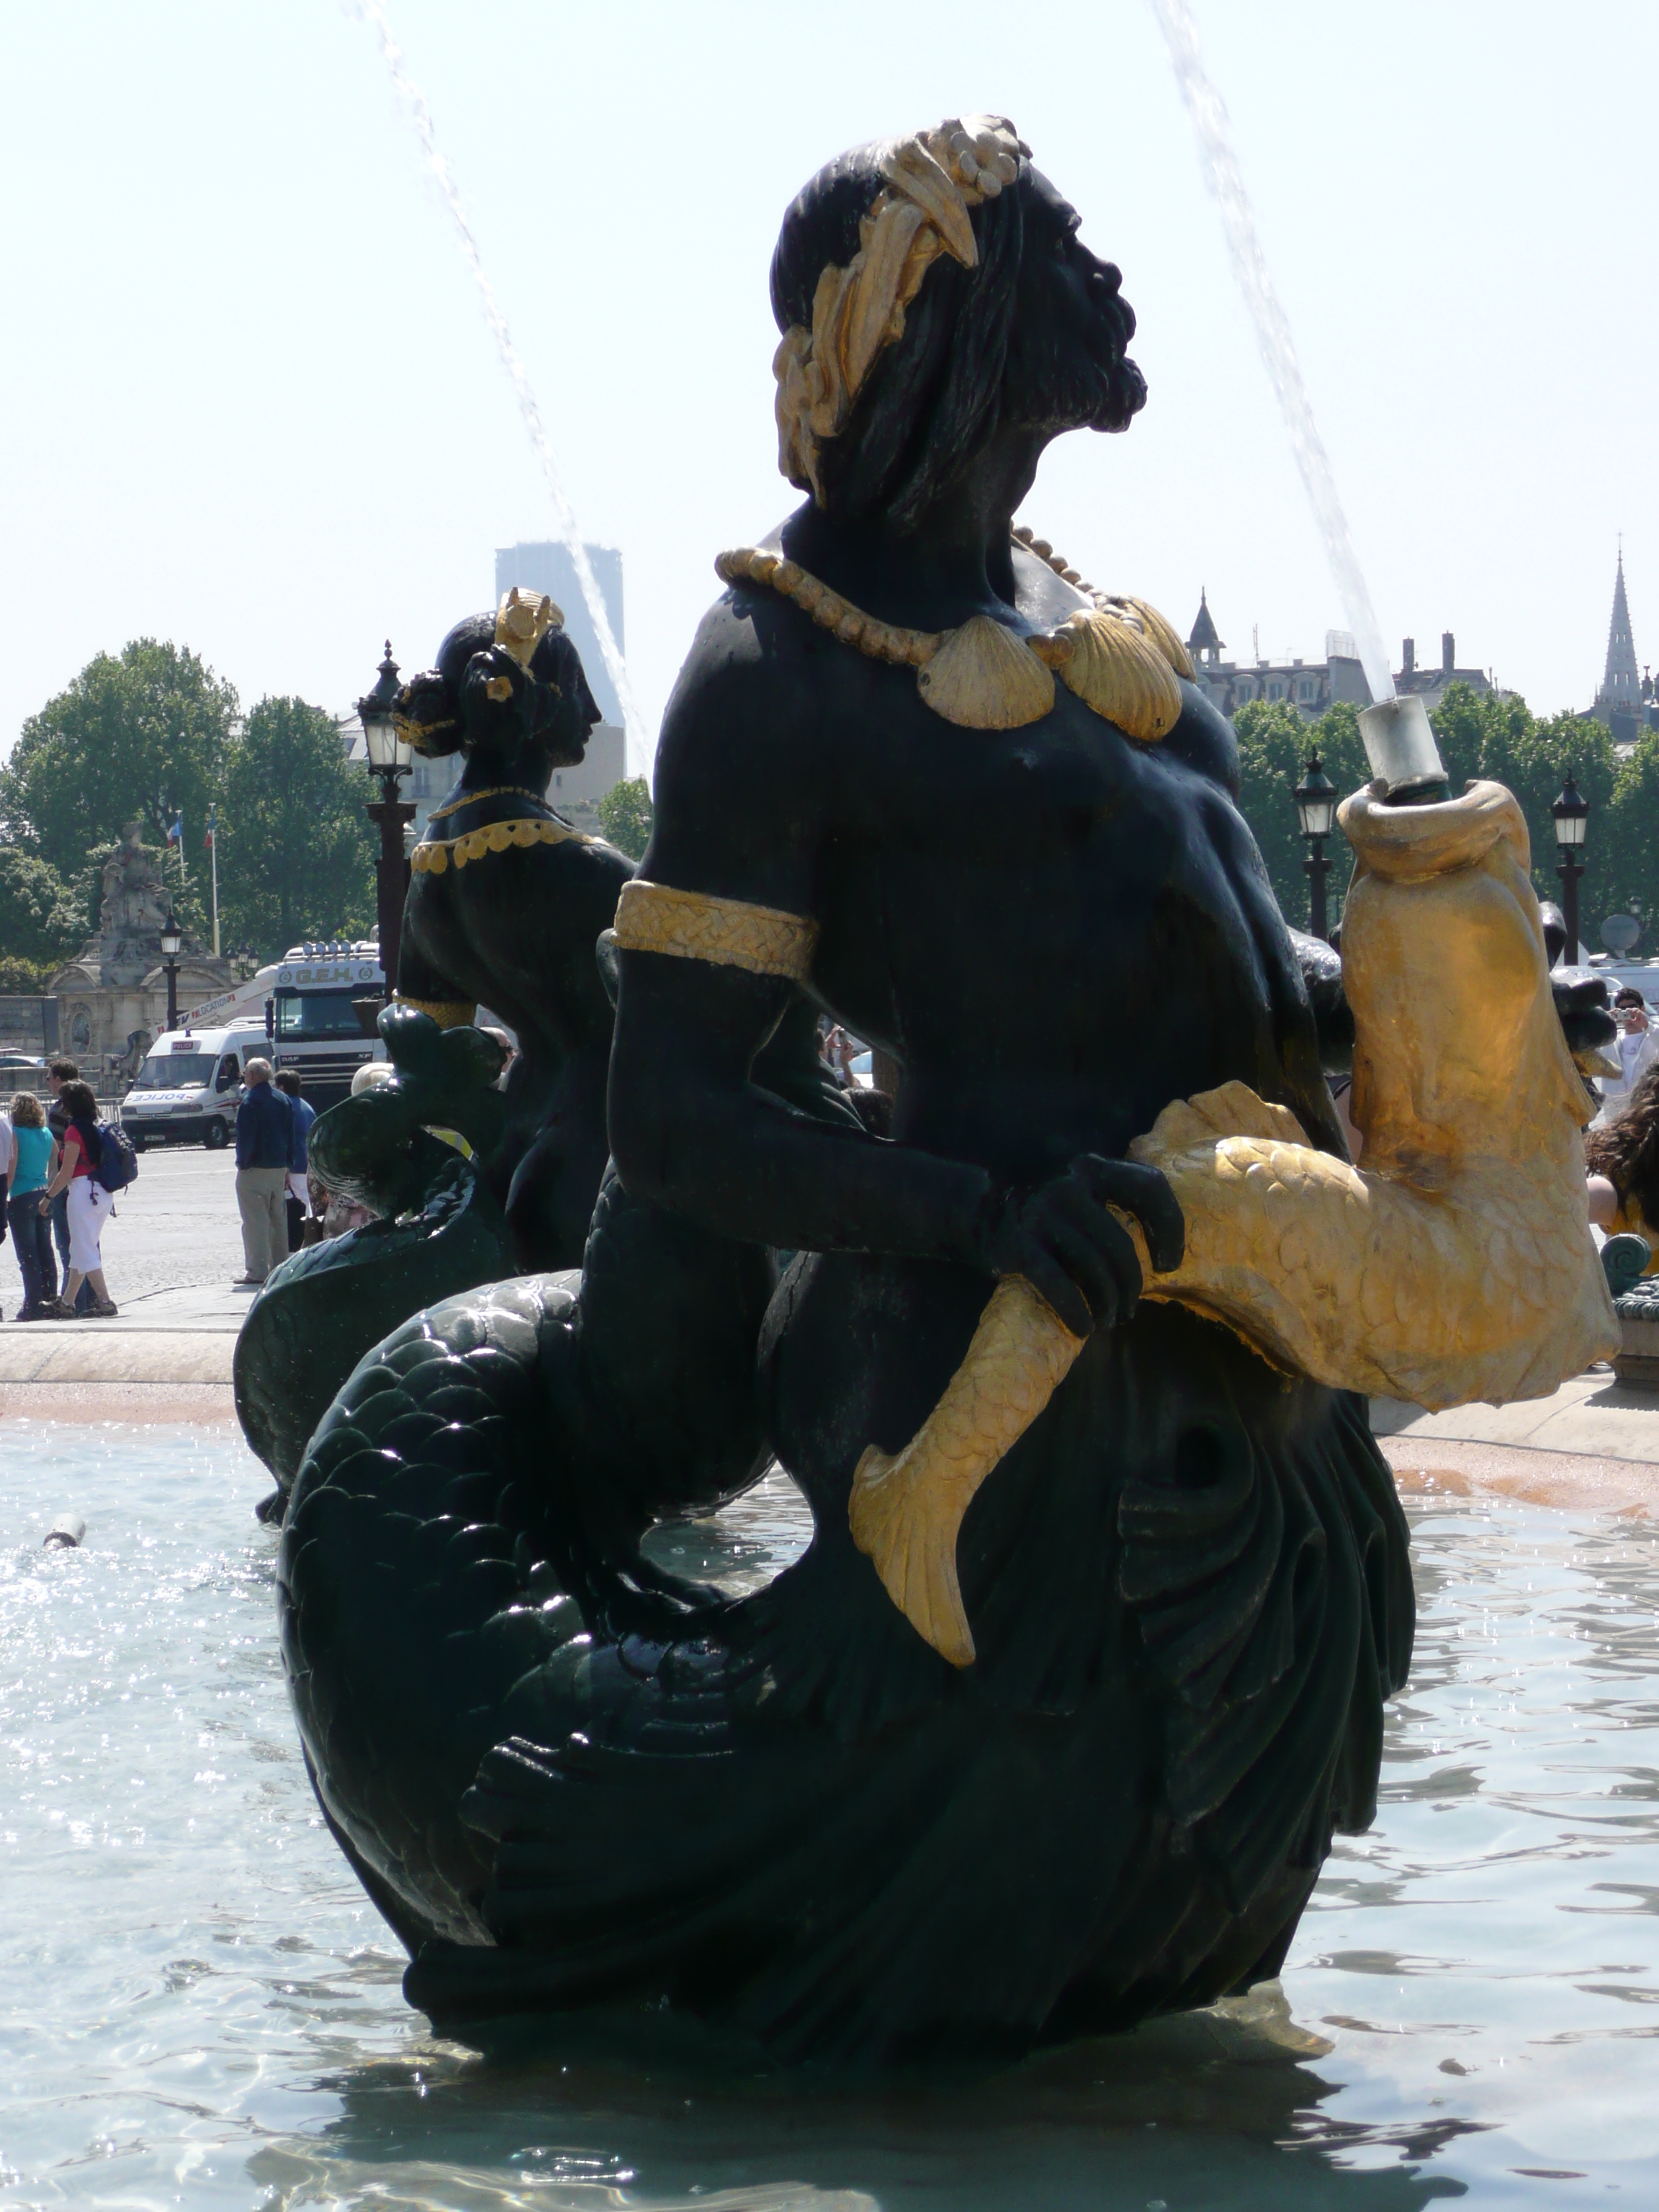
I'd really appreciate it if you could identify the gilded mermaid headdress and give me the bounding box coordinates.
[773,117,1030,501]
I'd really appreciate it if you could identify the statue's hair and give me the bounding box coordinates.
[770,138,1025,531]
[397,614,590,761]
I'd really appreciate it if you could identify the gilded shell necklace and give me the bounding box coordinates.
[714,527,1193,742]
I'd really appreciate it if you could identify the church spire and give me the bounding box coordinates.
[1601,549,1640,708]
[1187,588,1221,660]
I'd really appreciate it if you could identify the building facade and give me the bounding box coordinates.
[1186,591,1492,721]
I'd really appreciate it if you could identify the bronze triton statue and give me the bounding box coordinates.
[276,118,1616,2061]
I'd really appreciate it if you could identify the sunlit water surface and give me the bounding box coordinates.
[1,1422,1656,2209]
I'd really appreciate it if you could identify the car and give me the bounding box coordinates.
[0,1053,45,1069]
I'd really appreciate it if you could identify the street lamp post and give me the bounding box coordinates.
[1550,773,1590,968]
[358,642,415,995]
[1294,750,1339,943]
[159,911,184,1034]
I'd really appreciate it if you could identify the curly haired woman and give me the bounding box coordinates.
[1588,1058,1659,1272]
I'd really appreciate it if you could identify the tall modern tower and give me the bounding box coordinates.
[1598,552,1640,715]
[494,541,625,729]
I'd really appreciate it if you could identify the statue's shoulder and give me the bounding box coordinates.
[1164,674,1241,799]
[655,570,845,830]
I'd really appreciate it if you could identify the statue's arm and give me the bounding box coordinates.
[607,637,994,1267]
[608,624,1177,1328]
[392,922,477,1030]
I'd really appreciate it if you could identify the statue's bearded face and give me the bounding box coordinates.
[1001,168,1146,439]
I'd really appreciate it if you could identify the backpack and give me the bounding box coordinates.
[94,1120,139,1195]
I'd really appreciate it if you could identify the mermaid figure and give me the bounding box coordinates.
[280,120,1611,2059]
[235,596,631,1488]
[392,588,631,1272]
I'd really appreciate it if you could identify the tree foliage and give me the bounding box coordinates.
[1596,730,1659,936]
[596,775,653,861]
[1233,699,1367,935]
[1234,683,1648,949]
[0,847,84,976]
[1,642,238,922]
[0,643,382,963]
[215,698,375,957]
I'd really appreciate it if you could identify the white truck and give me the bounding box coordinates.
[121,1021,275,1151]
[270,942,386,1110]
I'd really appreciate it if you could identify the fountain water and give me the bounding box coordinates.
[1148,0,1398,720]
[350,1,649,775]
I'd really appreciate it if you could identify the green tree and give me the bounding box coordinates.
[596,775,653,861]
[0,847,84,981]
[1428,683,1618,918]
[1,641,238,928]
[215,698,375,959]
[1232,681,1642,946]
[1233,698,1370,932]
[1602,730,1659,944]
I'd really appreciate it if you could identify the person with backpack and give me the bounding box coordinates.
[44,1058,92,1314]
[41,1079,118,1317]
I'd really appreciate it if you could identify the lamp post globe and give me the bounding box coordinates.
[357,641,415,995]
[1295,750,1338,943]
[158,911,184,1033]
[1550,773,1590,968]
[358,641,408,777]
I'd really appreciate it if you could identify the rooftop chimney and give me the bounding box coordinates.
[1402,637,1415,677]
[1442,631,1455,675]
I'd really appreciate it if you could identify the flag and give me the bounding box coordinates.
[166,814,184,846]
[204,808,215,850]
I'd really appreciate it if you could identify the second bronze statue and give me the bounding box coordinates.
[393,586,631,1272]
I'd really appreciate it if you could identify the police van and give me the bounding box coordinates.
[121,1021,274,1150]
[271,942,386,1110]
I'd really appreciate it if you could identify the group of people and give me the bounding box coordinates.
[0,1056,120,1319]
[1587,989,1659,1264]
[233,1058,315,1288]
[0,1050,330,1313]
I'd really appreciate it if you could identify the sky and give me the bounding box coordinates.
[1,1,1655,784]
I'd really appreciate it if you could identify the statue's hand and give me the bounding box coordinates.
[979,1156,1184,1339]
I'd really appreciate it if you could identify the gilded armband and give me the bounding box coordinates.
[611,880,819,981]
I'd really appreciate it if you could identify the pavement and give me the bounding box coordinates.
[0,1143,248,1421]
[3,1142,1659,1511]
[1376,1372,1659,1514]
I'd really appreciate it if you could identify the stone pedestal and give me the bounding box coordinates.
[1613,1311,1659,1390]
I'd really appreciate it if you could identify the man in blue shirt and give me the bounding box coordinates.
[274,1070,317,1255]
[233,1057,293,1287]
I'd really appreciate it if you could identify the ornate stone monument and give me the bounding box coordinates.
[50,823,231,1070]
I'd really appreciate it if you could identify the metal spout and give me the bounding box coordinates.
[1358,695,1448,803]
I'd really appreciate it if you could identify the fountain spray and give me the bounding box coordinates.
[349,1,649,777]
[1148,0,1445,799]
